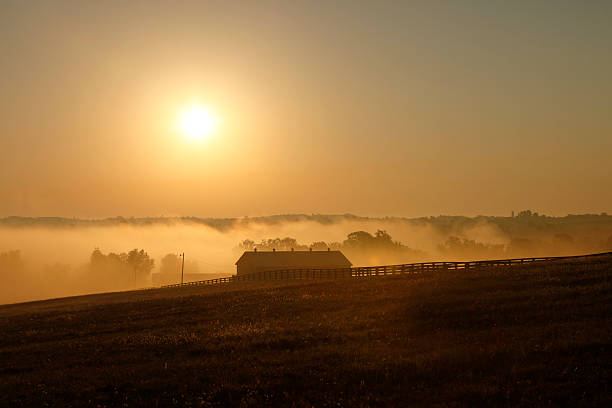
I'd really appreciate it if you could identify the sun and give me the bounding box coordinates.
[178,105,217,141]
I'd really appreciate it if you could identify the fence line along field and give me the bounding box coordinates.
[0,254,610,406]
[161,251,612,288]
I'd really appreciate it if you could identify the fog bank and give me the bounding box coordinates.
[1,213,611,304]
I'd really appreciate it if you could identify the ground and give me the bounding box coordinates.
[0,257,611,407]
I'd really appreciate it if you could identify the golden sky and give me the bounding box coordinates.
[1,1,611,217]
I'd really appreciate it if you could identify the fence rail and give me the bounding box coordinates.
[160,251,612,289]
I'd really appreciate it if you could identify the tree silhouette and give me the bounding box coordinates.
[127,249,154,283]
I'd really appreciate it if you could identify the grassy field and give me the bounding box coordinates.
[0,258,611,407]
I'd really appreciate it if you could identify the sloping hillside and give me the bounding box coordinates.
[0,258,610,407]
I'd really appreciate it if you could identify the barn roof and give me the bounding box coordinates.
[235,250,352,268]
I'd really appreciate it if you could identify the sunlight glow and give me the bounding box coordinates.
[178,105,217,141]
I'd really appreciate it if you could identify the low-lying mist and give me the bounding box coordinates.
[1,212,611,304]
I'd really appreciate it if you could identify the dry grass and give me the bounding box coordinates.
[0,259,611,407]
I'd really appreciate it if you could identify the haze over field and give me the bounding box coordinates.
[1,213,611,304]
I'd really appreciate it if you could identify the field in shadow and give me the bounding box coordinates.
[0,258,610,407]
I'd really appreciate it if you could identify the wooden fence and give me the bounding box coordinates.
[160,251,612,289]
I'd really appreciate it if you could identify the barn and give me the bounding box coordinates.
[235,249,352,276]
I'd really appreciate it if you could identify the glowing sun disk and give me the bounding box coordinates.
[179,105,216,140]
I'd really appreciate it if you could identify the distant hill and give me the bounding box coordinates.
[1,212,611,232]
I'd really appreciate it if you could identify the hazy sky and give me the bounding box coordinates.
[1,0,610,218]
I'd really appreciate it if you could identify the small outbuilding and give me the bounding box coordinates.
[235,249,352,276]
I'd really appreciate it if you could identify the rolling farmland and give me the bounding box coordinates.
[1,256,610,407]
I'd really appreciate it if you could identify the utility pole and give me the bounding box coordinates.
[181,252,185,285]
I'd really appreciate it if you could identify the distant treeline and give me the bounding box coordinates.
[237,230,427,266]
[89,248,155,286]
[0,249,202,304]
[237,218,612,264]
[2,211,611,233]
